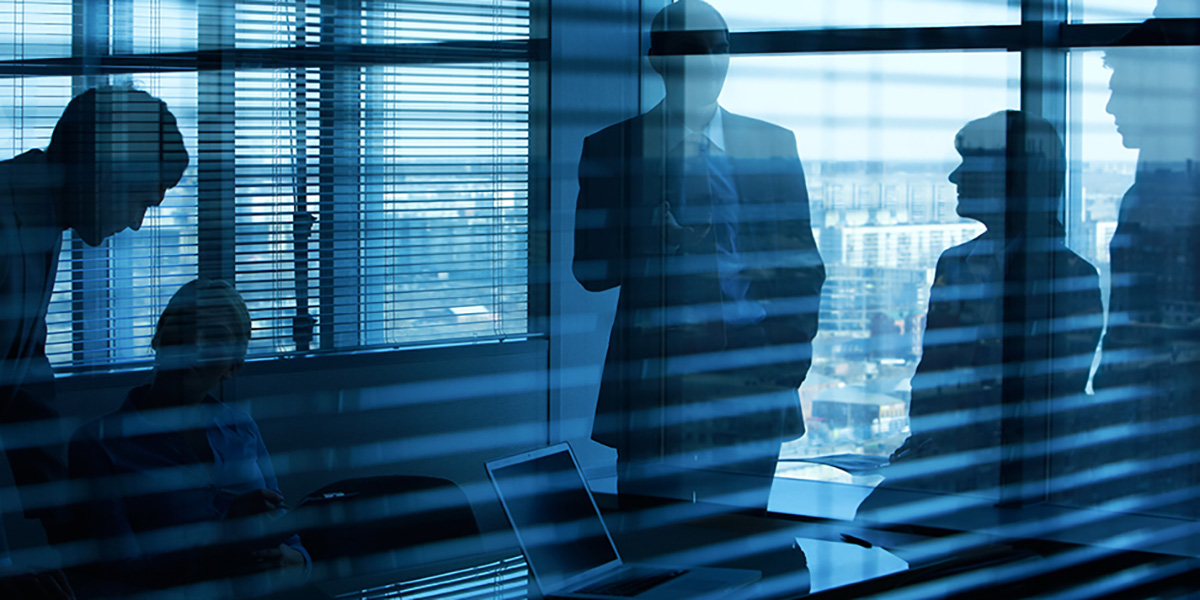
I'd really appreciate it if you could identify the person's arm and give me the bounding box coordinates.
[760,130,826,388]
[248,420,310,581]
[573,134,623,293]
[67,430,205,591]
[1048,254,1104,395]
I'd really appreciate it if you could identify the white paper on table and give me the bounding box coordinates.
[793,537,910,593]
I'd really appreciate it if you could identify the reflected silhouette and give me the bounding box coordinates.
[573,0,825,511]
[1092,15,1200,517]
[868,111,1102,501]
[0,86,187,594]
[68,279,308,598]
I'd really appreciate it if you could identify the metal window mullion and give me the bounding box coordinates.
[317,0,363,352]
[69,0,111,367]
[197,0,236,285]
[999,0,1069,509]
[527,0,550,443]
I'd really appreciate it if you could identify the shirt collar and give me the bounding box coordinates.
[665,106,726,153]
[119,384,225,435]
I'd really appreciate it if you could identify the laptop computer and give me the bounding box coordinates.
[486,443,761,599]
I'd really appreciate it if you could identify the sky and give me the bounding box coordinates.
[675,0,1162,164]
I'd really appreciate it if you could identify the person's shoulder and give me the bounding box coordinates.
[585,111,652,147]
[721,110,795,140]
[0,153,20,214]
[941,237,983,262]
[1053,242,1101,278]
[212,400,262,434]
[71,410,124,446]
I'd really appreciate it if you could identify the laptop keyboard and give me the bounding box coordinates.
[574,569,689,597]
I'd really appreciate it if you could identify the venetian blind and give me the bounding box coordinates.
[0,0,530,370]
[339,555,527,600]
[231,0,531,357]
[0,0,203,371]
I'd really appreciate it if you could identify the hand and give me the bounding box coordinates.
[0,568,75,600]
[656,202,711,253]
[249,543,306,574]
[249,543,308,591]
[226,488,286,519]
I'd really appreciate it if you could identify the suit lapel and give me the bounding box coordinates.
[634,103,669,209]
[720,108,757,208]
[721,109,770,257]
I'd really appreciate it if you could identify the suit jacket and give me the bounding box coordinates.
[573,104,825,451]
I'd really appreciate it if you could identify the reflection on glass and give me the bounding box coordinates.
[1069,0,1173,23]
[0,0,72,60]
[715,52,1019,481]
[576,0,824,510]
[706,0,1016,30]
[880,111,1102,500]
[1075,21,1200,518]
[45,74,200,369]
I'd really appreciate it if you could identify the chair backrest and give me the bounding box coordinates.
[298,475,482,579]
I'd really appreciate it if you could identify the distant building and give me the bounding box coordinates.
[811,385,908,443]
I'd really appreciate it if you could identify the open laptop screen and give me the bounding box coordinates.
[490,446,620,590]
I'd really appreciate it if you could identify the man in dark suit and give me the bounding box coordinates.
[573,0,824,510]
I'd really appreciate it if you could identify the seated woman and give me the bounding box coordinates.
[68,279,308,598]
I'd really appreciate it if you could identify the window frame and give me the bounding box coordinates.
[705,0,1200,552]
[0,0,550,377]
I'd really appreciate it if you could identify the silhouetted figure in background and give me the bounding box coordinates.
[69,279,308,598]
[871,111,1101,502]
[1092,13,1200,517]
[573,0,824,510]
[0,86,187,596]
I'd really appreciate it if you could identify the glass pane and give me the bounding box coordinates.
[130,0,198,54]
[364,0,530,44]
[707,0,1018,31]
[360,63,530,348]
[0,0,72,60]
[1070,0,1170,23]
[1058,45,1200,519]
[712,53,1018,490]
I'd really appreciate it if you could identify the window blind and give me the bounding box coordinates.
[0,0,201,371]
[0,0,531,371]
[338,555,527,600]
[231,0,531,357]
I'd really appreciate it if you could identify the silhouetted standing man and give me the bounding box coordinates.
[573,0,824,510]
[0,87,188,592]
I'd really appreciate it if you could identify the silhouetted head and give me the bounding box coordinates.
[949,111,1065,234]
[1103,19,1200,159]
[152,279,251,390]
[648,0,730,118]
[45,86,189,246]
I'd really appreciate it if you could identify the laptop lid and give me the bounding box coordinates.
[487,443,623,594]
